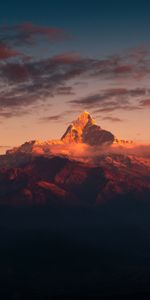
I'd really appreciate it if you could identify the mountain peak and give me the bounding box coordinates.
[73,111,96,129]
[79,110,92,118]
[61,111,114,145]
[79,110,95,121]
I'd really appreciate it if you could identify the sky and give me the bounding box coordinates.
[0,0,150,152]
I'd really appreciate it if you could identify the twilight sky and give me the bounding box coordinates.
[0,0,150,152]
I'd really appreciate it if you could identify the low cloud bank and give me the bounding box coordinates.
[47,143,150,163]
[110,144,150,157]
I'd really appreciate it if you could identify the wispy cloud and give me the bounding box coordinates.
[102,116,123,122]
[56,86,75,95]
[69,88,149,112]
[40,114,63,122]
[92,45,150,79]
[0,22,67,46]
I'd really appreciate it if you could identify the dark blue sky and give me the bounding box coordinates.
[1,0,150,57]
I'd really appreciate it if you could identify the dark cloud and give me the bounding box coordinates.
[1,63,29,82]
[1,53,95,85]
[0,51,148,117]
[0,53,98,117]
[56,86,75,95]
[70,88,149,111]
[0,94,39,109]
[70,93,106,107]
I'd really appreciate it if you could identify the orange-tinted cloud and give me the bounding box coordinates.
[42,143,150,164]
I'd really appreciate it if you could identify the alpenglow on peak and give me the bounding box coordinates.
[61,111,114,145]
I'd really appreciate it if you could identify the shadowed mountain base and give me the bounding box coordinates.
[1,203,150,299]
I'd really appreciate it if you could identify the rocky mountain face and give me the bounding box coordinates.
[61,111,114,145]
[0,151,149,206]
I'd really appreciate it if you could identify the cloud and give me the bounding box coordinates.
[56,86,75,95]
[94,105,142,113]
[110,144,150,158]
[1,56,148,117]
[40,109,80,123]
[52,52,81,64]
[1,62,29,82]
[92,46,150,80]
[1,52,95,85]
[40,114,63,122]
[0,53,98,117]
[41,143,150,164]
[0,111,21,118]
[140,99,150,107]
[0,42,20,60]
[102,116,123,122]
[0,31,150,119]
[0,22,67,46]
[69,88,149,111]
[0,93,39,108]
[112,65,133,74]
